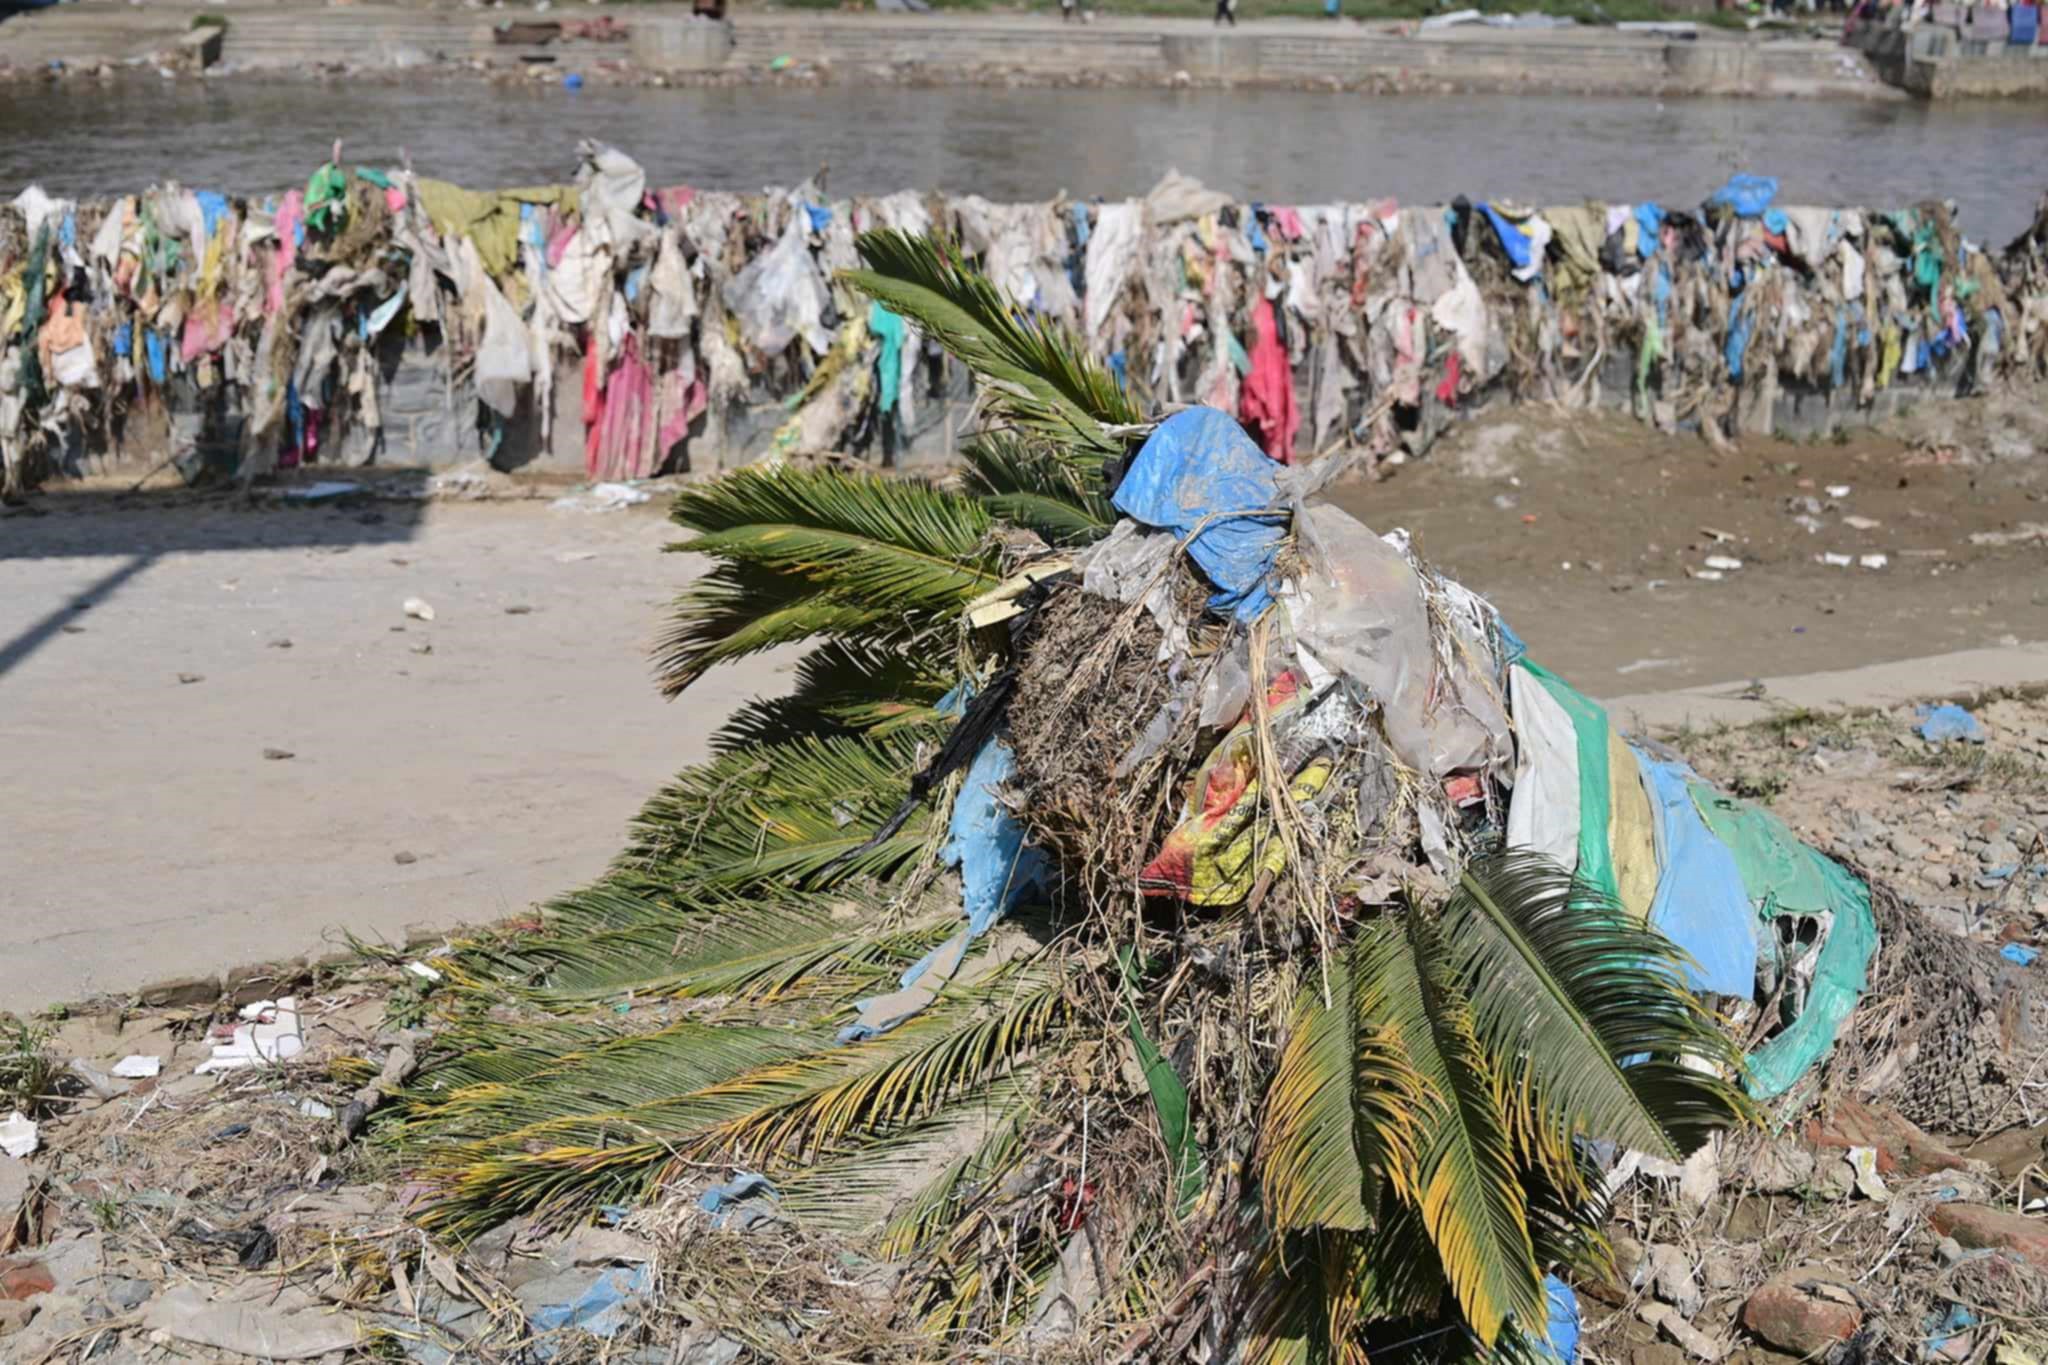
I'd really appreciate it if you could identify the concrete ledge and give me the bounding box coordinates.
[1605,642,2048,736]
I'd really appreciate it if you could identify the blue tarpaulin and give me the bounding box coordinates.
[838,726,1048,1044]
[947,734,1050,939]
[1636,750,1759,999]
[529,1264,650,1339]
[699,1172,779,1228]
[1110,406,1285,622]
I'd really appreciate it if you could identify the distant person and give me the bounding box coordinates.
[1060,0,1079,20]
[1215,0,1237,23]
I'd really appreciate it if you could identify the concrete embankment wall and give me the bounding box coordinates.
[3,5,1884,99]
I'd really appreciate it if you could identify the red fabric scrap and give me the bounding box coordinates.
[1239,295,1299,466]
[1434,349,1462,404]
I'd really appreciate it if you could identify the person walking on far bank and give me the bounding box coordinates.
[1215,0,1237,23]
[1061,0,1078,22]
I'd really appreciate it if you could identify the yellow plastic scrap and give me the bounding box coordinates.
[1607,728,1659,924]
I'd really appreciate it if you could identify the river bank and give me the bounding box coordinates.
[0,3,1897,99]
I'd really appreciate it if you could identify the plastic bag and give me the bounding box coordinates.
[721,210,831,358]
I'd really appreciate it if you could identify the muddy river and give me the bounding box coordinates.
[3,81,2046,242]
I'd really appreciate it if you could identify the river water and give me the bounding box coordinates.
[4,81,2045,243]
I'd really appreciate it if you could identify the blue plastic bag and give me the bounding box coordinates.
[1538,1275,1581,1363]
[1707,173,1780,219]
[1916,703,1986,744]
[1110,406,1285,622]
[1479,203,1536,272]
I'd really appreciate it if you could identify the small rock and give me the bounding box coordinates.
[262,748,295,761]
[1701,1253,1742,1293]
[102,1277,152,1312]
[0,1260,55,1301]
[1611,1232,1649,1290]
[1647,1242,1701,1317]
[1741,1264,1863,1355]
[1930,1202,2048,1265]
[1639,1301,1728,1362]
[0,1299,36,1335]
[403,598,436,622]
[504,604,534,616]
[393,851,417,866]
[176,673,203,685]
[1965,1127,2047,1179]
[1984,839,2022,867]
[1750,1138,1816,1194]
[410,643,433,655]
[1889,832,1930,861]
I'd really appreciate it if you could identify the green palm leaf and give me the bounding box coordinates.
[670,464,1000,613]
[713,640,954,755]
[654,562,901,700]
[1440,851,1750,1176]
[614,727,939,892]
[959,433,1117,547]
[1355,912,1542,1347]
[841,229,1140,467]
[656,465,998,697]
[466,885,961,1005]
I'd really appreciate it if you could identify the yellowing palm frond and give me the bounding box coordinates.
[1259,943,1424,1234]
[1354,912,1542,1347]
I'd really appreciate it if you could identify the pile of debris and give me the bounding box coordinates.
[6,144,2046,494]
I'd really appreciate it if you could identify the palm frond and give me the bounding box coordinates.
[842,230,1140,466]
[613,727,940,892]
[1355,912,1543,1347]
[712,640,954,756]
[464,884,962,1005]
[670,464,1001,613]
[1258,946,1424,1234]
[655,465,998,697]
[878,1091,1031,1259]
[1441,851,1751,1176]
[654,562,903,700]
[778,1075,1032,1238]
[959,433,1118,547]
[407,968,1066,1239]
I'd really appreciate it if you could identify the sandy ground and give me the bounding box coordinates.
[1338,404,2048,693]
[2,409,2043,1011]
[0,492,775,1010]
